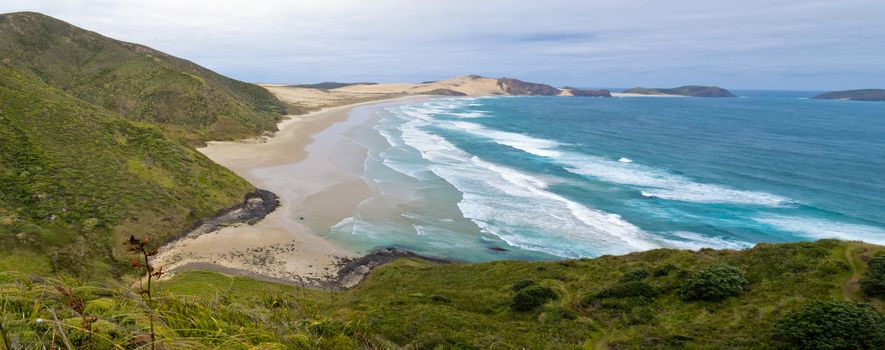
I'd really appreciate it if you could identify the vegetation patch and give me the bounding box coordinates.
[860,256,885,297]
[1,241,884,348]
[679,263,748,301]
[775,299,885,349]
[511,285,558,312]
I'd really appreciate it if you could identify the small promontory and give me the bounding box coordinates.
[813,89,885,101]
[623,85,736,97]
[496,77,562,96]
[560,86,613,97]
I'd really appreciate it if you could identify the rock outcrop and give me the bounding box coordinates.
[496,78,562,95]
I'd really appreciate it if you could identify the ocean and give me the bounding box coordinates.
[323,93,885,262]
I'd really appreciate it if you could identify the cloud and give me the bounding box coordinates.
[1,0,884,89]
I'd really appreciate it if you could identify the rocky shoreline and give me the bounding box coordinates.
[333,248,453,288]
[163,189,281,246]
[158,188,453,289]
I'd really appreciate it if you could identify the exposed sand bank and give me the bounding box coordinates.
[154,95,429,287]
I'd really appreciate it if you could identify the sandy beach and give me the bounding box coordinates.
[153,95,428,287]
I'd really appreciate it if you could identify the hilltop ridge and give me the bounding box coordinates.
[0,62,254,275]
[0,11,287,144]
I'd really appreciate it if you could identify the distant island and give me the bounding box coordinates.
[622,85,736,97]
[813,89,885,101]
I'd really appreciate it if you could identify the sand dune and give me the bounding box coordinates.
[332,75,507,95]
[261,75,613,111]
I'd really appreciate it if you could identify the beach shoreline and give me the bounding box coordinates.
[611,92,686,97]
[154,95,432,288]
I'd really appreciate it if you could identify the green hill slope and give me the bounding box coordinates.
[0,63,253,275]
[1,240,882,349]
[0,11,286,144]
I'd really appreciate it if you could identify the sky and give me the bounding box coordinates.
[2,0,884,90]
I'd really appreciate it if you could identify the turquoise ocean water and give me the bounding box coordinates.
[325,93,885,261]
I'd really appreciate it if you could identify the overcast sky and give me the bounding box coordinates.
[2,0,884,90]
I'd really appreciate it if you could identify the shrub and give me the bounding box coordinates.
[511,279,536,292]
[620,268,650,282]
[775,300,885,349]
[511,286,558,312]
[860,256,885,297]
[597,281,659,299]
[679,263,748,301]
[653,263,677,277]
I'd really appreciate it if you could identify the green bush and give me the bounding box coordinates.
[775,300,885,349]
[860,256,885,297]
[679,263,748,301]
[653,263,677,277]
[597,281,659,299]
[511,286,558,312]
[620,268,650,282]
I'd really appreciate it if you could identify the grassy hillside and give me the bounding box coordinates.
[0,12,287,144]
[0,63,253,276]
[1,240,882,349]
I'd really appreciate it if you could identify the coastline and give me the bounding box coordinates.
[611,92,686,97]
[154,95,432,288]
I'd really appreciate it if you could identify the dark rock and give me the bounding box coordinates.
[166,189,280,244]
[334,247,451,289]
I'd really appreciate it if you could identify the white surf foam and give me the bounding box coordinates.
[330,216,354,231]
[754,215,885,245]
[443,121,563,158]
[451,112,488,118]
[390,104,662,257]
[434,118,788,206]
[659,231,754,250]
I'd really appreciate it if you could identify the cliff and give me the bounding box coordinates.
[496,77,561,95]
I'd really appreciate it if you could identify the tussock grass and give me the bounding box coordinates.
[2,240,881,349]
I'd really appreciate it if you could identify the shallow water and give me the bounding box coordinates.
[321,94,885,261]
